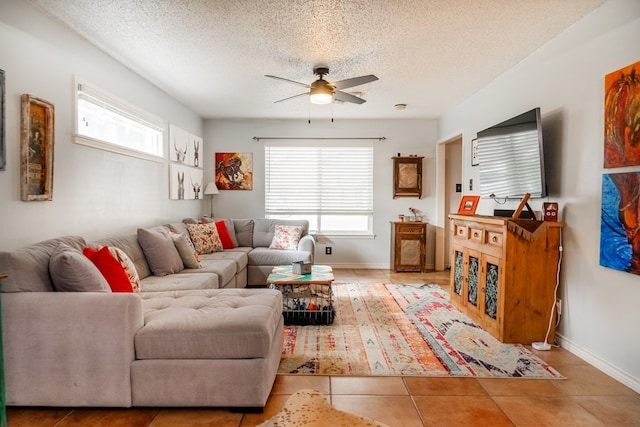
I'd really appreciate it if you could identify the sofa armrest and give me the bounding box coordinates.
[1,292,144,406]
[297,234,316,263]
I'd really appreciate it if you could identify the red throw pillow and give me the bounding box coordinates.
[83,246,134,293]
[215,220,236,249]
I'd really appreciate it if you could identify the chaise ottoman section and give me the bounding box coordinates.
[136,289,282,359]
[131,288,284,408]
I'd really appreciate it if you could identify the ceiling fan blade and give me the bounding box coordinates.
[274,92,309,103]
[265,75,310,89]
[334,91,366,104]
[332,74,378,90]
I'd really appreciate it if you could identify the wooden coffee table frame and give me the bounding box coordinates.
[267,265,335,325]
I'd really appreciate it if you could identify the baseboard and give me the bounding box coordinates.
[320,263,436,270]
[556,332,640,393]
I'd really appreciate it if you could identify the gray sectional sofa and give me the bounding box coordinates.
[0,218,315,408]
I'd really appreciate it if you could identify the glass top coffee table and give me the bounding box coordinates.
[267,265,335,325]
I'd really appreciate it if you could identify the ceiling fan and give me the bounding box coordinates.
[265,66,378,105]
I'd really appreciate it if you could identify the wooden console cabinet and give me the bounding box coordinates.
[391,221,427,272]
[448,214,563,344]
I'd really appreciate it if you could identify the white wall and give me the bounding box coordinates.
[0,1,203,250]
[439,0,640,391]
[204,118,438,268]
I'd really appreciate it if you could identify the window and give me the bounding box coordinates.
[265,142,374,236]
[74,78,164,161]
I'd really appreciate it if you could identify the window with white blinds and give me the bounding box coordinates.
[74,78,165,161]
[265,142,374,235]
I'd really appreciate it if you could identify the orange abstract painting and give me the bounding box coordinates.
[215,152,253,190]
[604,60,640,168]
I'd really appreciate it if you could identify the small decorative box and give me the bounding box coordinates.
[292,261,312,275]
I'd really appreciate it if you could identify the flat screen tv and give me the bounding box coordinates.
[476,107,546,199]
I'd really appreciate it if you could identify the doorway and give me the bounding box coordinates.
[434,133,463,271]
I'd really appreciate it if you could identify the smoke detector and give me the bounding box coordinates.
[394,103,407,110]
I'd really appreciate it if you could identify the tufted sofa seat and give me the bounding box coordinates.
[137,289,283,360]
[131,289,284,407]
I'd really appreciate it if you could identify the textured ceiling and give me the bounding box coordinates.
[31,0,605,119]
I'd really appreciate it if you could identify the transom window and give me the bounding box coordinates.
[74,78,165,161]
[264,142,374,236]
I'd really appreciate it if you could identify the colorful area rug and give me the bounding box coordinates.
[279,283,564,378]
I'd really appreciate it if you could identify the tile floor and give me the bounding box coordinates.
[7,269,640,426]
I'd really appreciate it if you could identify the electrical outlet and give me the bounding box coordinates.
[556,299,562,316]
[325,247,332,255]
[469,179,473,191]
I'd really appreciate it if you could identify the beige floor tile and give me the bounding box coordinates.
[331,395,423,427]
[573,395,640,426]
[477,378,563,396]
[550,365,638,396]
[331,376,408,395]
[6,408,74,427]
[271,374,331,395]
[54,408,159,426]
[239,394,290,427]
[493,395,607,426]
[404,377,488,396]
[526,345,589,367]
[413,395,515,426]
[149,408,242,427]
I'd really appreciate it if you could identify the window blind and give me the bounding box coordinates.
[265,144,374,215]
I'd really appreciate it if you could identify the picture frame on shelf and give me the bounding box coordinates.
[457,195,480,215]
[20,94,54,201]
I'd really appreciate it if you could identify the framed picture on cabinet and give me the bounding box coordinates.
[457,195,480,215]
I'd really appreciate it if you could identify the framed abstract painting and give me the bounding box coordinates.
[604,60,640,168]
[215,152,253,190]
[600,172,640,275]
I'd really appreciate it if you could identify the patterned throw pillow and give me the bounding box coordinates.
[186,222,223,254]
[269,225,303,250]
[107,246,141,293]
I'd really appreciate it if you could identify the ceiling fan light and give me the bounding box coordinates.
[310,92,333,104]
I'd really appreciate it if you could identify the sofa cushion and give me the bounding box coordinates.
[215,220,236,249]
[248,247,313,266]
[186,222,223,254]
[233,219,254,247]
[92,234,152,280]
[170,232,202,269]
[108,246,141,293]
[49,244,111,292]
[269,225,303,250]
[83,246,134,293]
[214,218,239,247]
[253,219,309,248]
[137,228,184,276]
[0,235,87,293]
[139,272,219,292]
[137,289,283,359]
[177,258,237,287]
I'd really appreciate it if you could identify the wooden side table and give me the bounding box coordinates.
[391,221,427,272]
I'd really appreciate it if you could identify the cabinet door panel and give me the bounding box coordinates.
[467,254,479,307]
[484,261,499,320]
[452,250,464,297]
